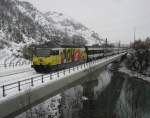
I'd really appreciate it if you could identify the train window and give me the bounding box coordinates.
[51,50,59,55]
[36,48,50,57]
[87,48,104,55]
[88,50,93,55]
[88,50,99,54]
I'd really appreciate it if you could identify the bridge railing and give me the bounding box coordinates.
[0,60,97,97]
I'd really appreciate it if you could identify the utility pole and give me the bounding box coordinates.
[98,38,101,59]
[118,40,120,54]
[105,38,107,57]
[134,27,136,48]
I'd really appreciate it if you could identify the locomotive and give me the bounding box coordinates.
[32,46,125,72]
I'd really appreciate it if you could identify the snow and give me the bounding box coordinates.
[45,11,80,25]
[17,3,56,35]
[0,55,31,71]
[82,96,88,101]
[1,0,101,60]
[60,86,83,118]
[94,70,112,96]
[0,47,31,73]
[0,66,35,85]
[17,4,26,13]
[45,11,100,45]
[16,94,61,118]
[119,66,150,82]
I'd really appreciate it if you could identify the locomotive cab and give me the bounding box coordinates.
[32,48,60,72]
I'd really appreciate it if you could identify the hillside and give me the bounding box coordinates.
[0,0,102,57]
[44,11,101,45]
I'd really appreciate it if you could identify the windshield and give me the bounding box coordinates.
[36,48,50,57]
[35,48,59,57]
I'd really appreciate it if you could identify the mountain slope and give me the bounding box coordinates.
[0,0,102,57]
[44,11,102,45]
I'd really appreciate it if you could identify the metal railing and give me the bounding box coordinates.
[0,61,31,69]
[0,60,97,97]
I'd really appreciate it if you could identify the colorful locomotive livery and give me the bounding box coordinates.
[32,46,126,72]
[60,48,87,63]
[32,47,87,72]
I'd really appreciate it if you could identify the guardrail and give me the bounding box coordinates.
[0,61,31,69]
[0,61,96,97]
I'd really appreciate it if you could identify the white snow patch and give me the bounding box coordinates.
[119,66,150,82]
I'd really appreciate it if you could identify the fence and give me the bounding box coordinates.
[0,61,31,69]
[0,60,98,97]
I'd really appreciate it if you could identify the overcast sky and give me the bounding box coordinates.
[20,0,150,44]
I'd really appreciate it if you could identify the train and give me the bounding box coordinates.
[32,46,126,72]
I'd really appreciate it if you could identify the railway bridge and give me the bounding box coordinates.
[0,53,126,118]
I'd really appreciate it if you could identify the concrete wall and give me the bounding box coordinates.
[0,53,125,118]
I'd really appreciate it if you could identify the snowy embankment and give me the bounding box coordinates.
[0,67,37,85]
[0,49,31,71]
[119,65,150,82]
[119,50,150,82]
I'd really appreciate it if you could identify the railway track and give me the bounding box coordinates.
[0,68,34,77]
[0,67,42,86]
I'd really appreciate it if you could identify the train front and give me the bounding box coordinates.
[32,48,57,72]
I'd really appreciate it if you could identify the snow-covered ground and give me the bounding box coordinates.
[16,94,62,118]
[119,65,150,82]
[0,49,31,71]
[0,67,37,85]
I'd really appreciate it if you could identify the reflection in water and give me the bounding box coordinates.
[16,65,150,118]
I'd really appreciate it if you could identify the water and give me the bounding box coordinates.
[16,63,150,118]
